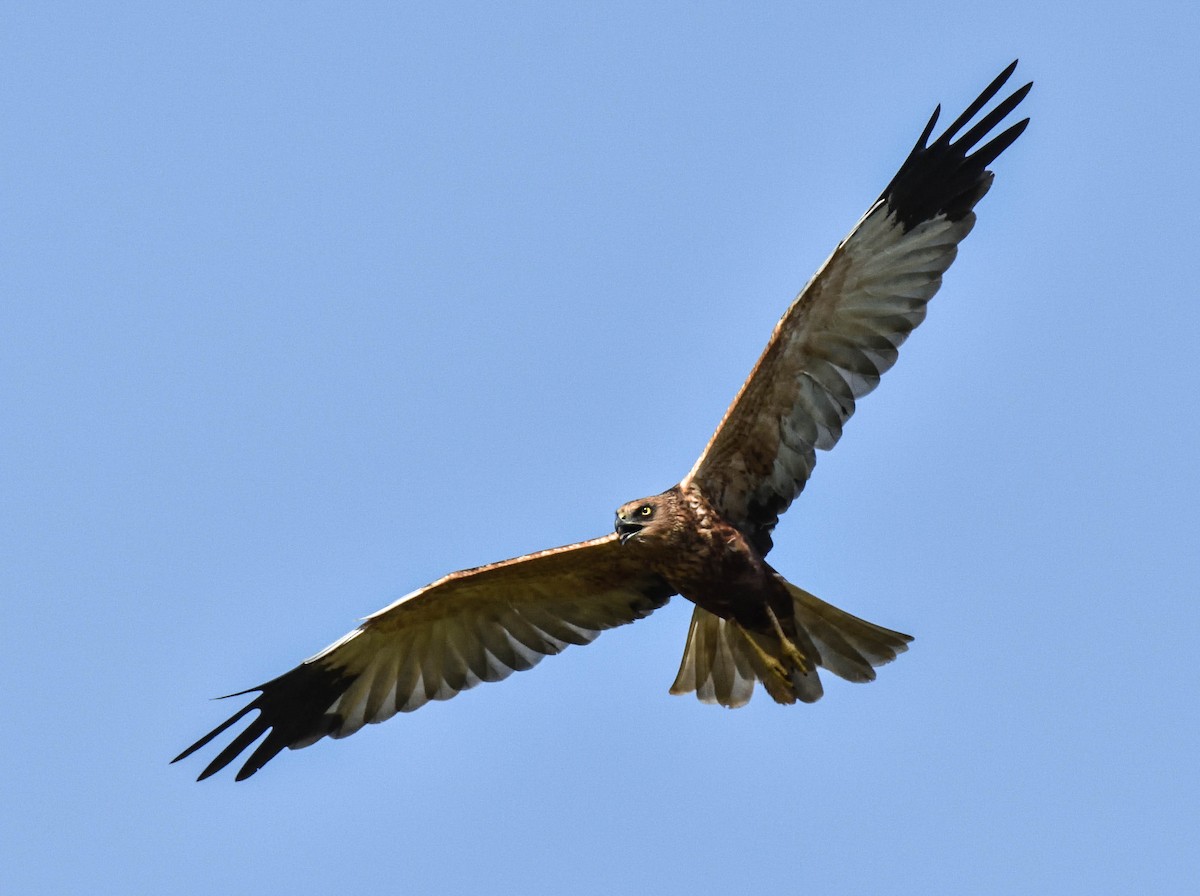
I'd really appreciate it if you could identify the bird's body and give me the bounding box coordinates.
[618,486,786,628]
[176,63,1032,780]
[616,483,911,705]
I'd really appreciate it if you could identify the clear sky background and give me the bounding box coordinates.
[4,3,1198,894]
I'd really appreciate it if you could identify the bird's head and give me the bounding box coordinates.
[615,493,672,545]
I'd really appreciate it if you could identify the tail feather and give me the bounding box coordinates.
[786,581,913,672]
[670,580,912,707]
[670,610,757,707]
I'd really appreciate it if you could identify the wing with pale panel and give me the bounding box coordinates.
[684,62,1030,552]
[174,534,672,780]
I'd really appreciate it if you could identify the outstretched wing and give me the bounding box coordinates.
[684,62,1031,553]
[174,535,672,781]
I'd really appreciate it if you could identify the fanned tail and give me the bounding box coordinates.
[669,579,912,707]
[786,581,913,683]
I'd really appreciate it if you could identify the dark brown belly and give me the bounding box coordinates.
[669,559,793,632]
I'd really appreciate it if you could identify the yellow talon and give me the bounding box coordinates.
[764,605,810,675]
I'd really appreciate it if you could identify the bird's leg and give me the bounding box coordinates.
[763,604,811,676]
[734,625,796,704]
[737,624,791,682]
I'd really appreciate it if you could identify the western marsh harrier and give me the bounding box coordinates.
[176,63,1030,780]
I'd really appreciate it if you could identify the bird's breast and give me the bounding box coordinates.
[648,487,781,628]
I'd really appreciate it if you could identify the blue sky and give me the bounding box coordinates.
[4,3,1198,894]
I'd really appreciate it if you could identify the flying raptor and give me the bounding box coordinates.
[176,63,1031,780]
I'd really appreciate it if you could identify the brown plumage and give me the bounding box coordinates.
[175,63,1031,780]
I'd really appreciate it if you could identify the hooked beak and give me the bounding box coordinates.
[615,514,643,545]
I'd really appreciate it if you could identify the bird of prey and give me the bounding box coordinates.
[175,62,1030,781]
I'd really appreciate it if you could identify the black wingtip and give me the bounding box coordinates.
[951,80,1033,152]
[879,62,1032,231]
[173,661,354,781]
[914,104,941,151]
[969,116,1030,171]
[196,718,270,780]
[171,702,257,765]
[940,59,1020,143]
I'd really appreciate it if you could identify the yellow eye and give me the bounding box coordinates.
[639,505,653,517]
